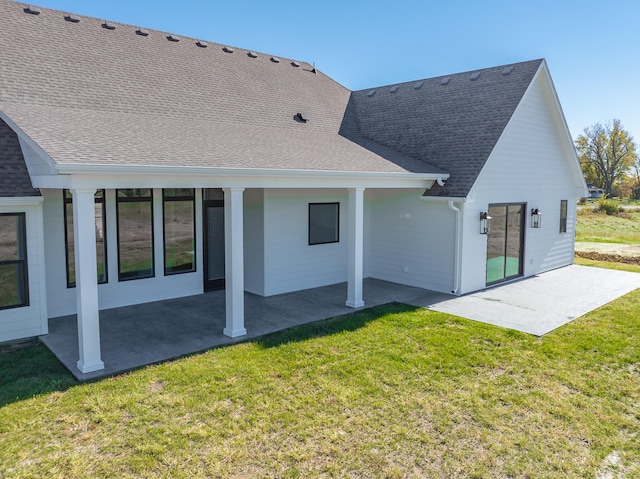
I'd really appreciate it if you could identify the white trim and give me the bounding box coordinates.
[421,195,467,203]
[0,196,44,205]
[30,174,442,191]
[54,163,449,180]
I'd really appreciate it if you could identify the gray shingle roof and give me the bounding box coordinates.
[0,0,543,191]
[0,119,39,197]
[340,59,544,197]
[0,0,443,176]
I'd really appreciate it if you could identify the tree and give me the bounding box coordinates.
[575,119,637,197]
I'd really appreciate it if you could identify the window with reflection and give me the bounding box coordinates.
[309,203,340,245]
[64,190,107,287]
[0,213,28,309]
[117,189,154,281]
[560,200,568,233]
[163,188,195,275]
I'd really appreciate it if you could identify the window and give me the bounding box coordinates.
[117,189,154,281]
[163,189,195,275]
[0,213,28,309]
[560,200,568,233]
[309,203,339,245]
[64,190,107,287]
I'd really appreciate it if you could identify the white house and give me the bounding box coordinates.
[0,1,587,373]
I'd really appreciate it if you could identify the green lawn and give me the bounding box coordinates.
[576,208,640,244]
[2,292,640,477]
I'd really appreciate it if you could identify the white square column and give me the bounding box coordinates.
[71,188,104,373]
[223,187,247,338]
[346,187,365,308]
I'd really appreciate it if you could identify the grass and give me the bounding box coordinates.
[576,208,640,244]
[0,340,77,407]
[2,295,640,478]
[2,207,639,477]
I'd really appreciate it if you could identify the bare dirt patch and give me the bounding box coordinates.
[575,242,640,265]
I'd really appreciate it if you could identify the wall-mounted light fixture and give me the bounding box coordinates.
[531,208,542,228]
[480,211,492,234]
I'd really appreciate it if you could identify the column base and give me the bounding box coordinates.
[345,300,365,308]
[223,327,247,338]
[77,359,105,374]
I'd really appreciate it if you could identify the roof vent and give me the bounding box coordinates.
[367,90,377,97]
[440,77,450,85]
[64,14,80,23]
[102,22,116,30]
[167,34,180,42]
[389,85,399,93]
[469,72,480,81]
[291,61,300,67]
[296,112,310,123]
[414,81,424,90]
[136,29,150,36]
[223,46,234,53]
[23,6,41,15]
[247,51,258,58]
[502,66,514,75]
[270,57,280,63]
[196,41,208,48]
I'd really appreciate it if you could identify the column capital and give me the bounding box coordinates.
[69,187,98,196]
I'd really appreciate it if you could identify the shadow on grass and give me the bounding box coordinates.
[0,339,77,408]
[0,303,418,402]
[254,302,420,349]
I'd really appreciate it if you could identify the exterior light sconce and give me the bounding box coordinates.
[531,208,542,228]
[480,211,492,234]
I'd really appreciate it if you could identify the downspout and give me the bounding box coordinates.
[447,200,462,294]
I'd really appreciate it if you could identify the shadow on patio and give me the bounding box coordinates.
[41,279,449,381]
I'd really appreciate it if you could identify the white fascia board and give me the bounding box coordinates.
[0,196,44,206]
[40,164,449,190]
[420,195,467,203]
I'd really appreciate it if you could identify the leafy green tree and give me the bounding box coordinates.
[575,119,637,197]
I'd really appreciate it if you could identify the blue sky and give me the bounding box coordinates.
[29,0,640,142]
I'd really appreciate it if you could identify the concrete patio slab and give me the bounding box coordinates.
[41,265,640,381]
[41,279,446,381]
[409,265,640,336]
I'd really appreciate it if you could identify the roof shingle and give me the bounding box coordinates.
[341,59,544,197]
[0,119,39,197]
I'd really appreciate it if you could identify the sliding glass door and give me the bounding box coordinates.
[486,203,524,285]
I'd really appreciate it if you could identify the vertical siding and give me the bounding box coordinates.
[0,200,48,341]
[460,72,581,294]
[244,188,265,295]
[263,189,348,296]
[43,188,205,318]
[369,189,455,293]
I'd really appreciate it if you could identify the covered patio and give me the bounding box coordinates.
[41,266,640,381]
[42,279,449,381]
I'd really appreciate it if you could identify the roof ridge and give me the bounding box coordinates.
[357,58,544,92]
[14,1,311,67]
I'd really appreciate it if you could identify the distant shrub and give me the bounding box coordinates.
[597,198,622,216]
[578,197,587,205]
[615,211,632,219]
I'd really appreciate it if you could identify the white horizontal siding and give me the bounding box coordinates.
[369,190,455,293]
[460,71,580,294]
[263,189,349,296]
[0,200,48,342]
[244,188,265,295]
